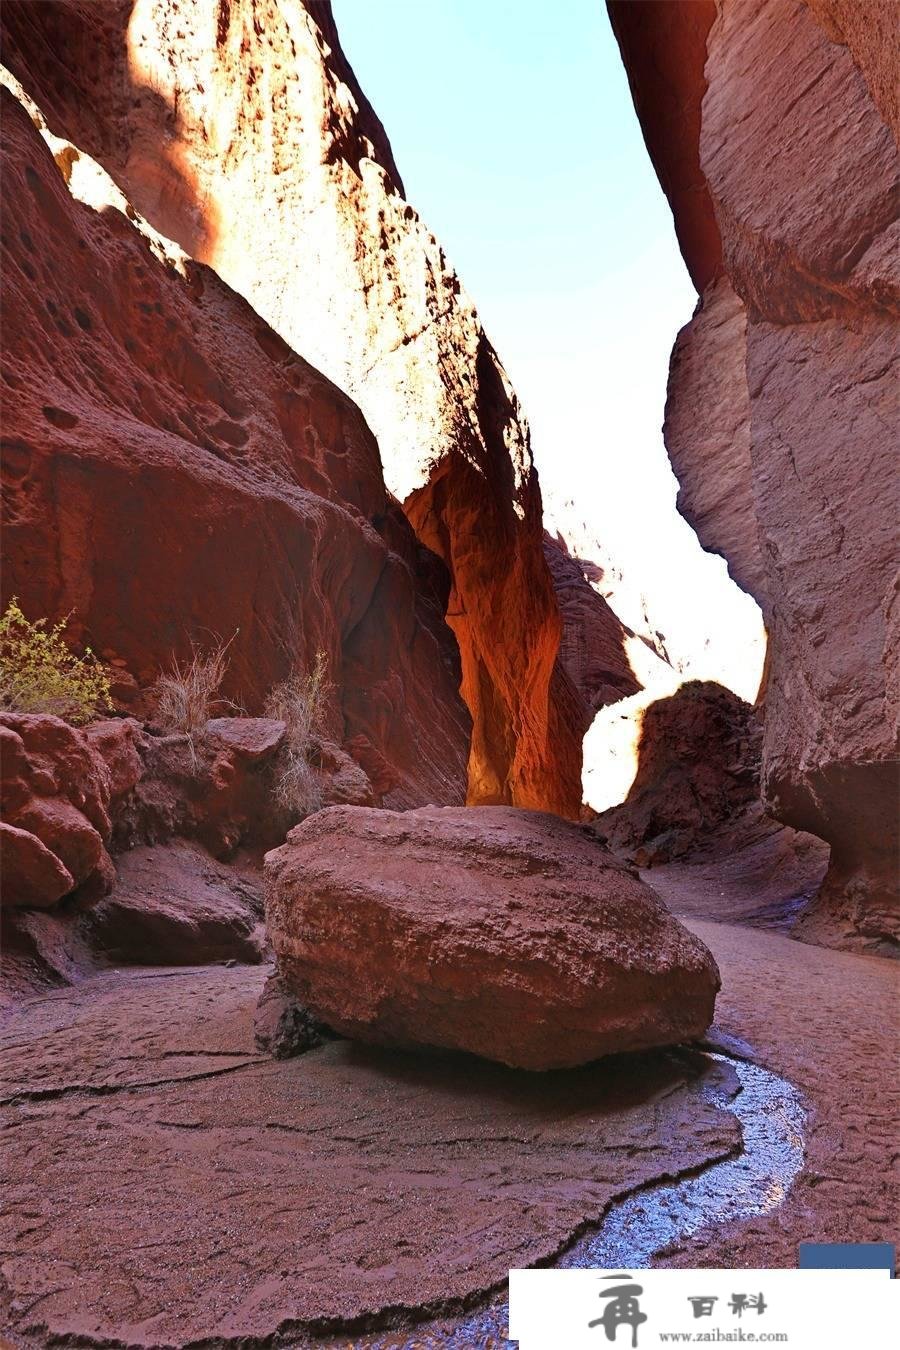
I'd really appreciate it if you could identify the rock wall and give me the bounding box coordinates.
[542,531,641,719]
[1,86,469,810]
[0,0,583,818]
[609,0,899,950]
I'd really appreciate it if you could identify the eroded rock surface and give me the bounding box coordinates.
[0,706,386,995]
[593,682,841,947]
[81,841,266,966]
[610,0,900,950]
[607,0,721,292]
[0,964,737,1345]
[0,83,470,813]
[3,913,896,1343]
[664,277,762,601]
[666,916,900,1265]
[109,717,374,859]
[265,805,720,1070]
[1,714,119,907]
[0,0,582,817]
[253,967,336,1058]
[0,822,74,910]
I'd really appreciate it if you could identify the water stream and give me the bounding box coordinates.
[354,1051,806,1349]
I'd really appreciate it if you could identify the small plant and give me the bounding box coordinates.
[265,650,331,819]
[271,751,323,819]
[153,633,237,737]
[0,597,112,724]
[265,650,331,746]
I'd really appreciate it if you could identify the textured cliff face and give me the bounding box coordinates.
[542,532,641,719]
[664,277,763,603]
[609,0,899,950]
[1,86,469,809]
[607,0,720,293]
[0,0,582,818]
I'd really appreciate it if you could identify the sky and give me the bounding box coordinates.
[332,0,765,702]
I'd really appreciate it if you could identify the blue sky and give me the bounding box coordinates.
[332,0,764,698]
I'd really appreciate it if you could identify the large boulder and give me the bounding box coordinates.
[264,805,719,1071]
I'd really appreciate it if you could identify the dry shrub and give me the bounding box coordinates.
[271,752,323,819]
[265,650,331,819]
[153,634,237,738]
[0,597,111,725]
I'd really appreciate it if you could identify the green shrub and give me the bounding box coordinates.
[0,597,112,725]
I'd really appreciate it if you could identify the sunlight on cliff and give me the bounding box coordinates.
[0,64,189,277]
[125,0,219,264]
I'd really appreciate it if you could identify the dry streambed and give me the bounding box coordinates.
[2,915,895,1349]
[2,965,735,1347]
[355,1053,804,1348]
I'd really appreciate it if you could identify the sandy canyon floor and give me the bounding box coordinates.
[1,865,897,1349]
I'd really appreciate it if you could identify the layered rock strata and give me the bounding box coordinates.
[608,0,900,949]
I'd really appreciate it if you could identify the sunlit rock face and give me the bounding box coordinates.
[608,0,900,951]
[0,87,469,810]
[0,0,583,818]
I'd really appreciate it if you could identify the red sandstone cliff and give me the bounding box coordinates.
[0,0,583,818]
[1,86,469,810]
[608,0,899,950]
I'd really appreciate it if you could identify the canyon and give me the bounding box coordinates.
[3,0,896,949]
[1,0,584,818]
[0,1,898,1346]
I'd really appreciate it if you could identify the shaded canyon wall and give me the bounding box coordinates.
[1,0,586,817]
[608,0,899,948]
[1,83,470,810]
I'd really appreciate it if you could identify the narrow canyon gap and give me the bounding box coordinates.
[1,3,899,1346]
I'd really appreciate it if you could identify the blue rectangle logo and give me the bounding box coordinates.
[799,1243,895,1276]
